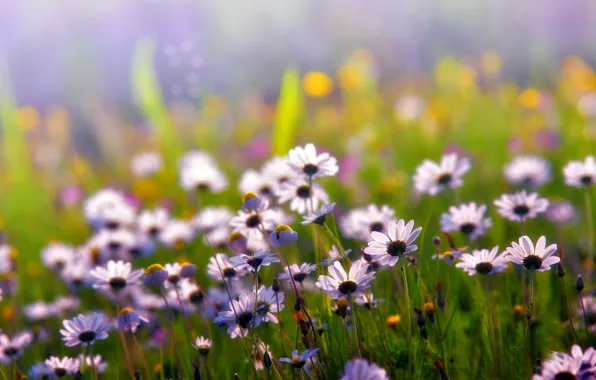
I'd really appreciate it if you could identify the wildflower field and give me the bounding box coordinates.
[1,45,596,380]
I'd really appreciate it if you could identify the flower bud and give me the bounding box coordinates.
[576,275,585,293]
[272,278,281,293]
[336,298,349,319]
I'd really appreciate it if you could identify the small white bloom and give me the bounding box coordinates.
[494,191,549,222]
[137,208,170,237]
[563,156,596,187]
[60,313,110,347]
[455,246,509,276]
[340,204,396,241]
[504,155,551,187]
[341,358,389,380]
[363,219,422,267]
[439,202,492,240]
[130,151,163,178]
[159,220,195,249]
[277,179,329,215]
[287,143,338,179]
[90,260,144,293]
[413,153,471,196]
[505,235,559,272]
[316,260,375,299]
[214,292,261,339]
[278,263,318,283]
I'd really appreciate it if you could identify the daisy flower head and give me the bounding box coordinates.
[117,308,148,333]
[563,155,596,187]
[137,208,169,238]
[192,336,212,356]
[28,362,53,379]
[179,158,228,193]
[316,259,375,299]
[60,313,110,347]
[277,178,330,215]
[256,285,284,323]
[269,224,298,247]
[163,262,186,288]
[207,253,246,282]
[439,202,492,240]
[41,242,76,272]
[287,143,338,179]
[79,355,108,373]
[504,155,551,187]
[261,156,297,184]
[363,219,422,267]
[45,356,79,377]
[322,245,352,266]
[193,206,233,246]
[229,206,278,242]
[238,169,278,200]
[546,200,576,224]
[340,359,389,380]
[159,219,195,249]
[278,263,317,283]
[340,204,396,241]
[130,151,163,178]
[90,260,144,294]
[89,228,137,262]
[505,235,559,271]
[83,188,132,230]
[0,331,33,364]
[354,293,385,310]
[455,246,509,276]
[533,350,592,380]
[301,202,336,225]
[494,190,549,222]
[230,249,280,272]
[413,153,471,196]
[213,292,261,339]
[24,301,57,321]
[142,264,169,287]
[279,349,319,369]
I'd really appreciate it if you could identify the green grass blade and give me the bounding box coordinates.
[272,68,302,156]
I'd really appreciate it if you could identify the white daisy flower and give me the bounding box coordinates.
[79,355,108,373]
[137,208,170,238]
[287,143,338,179]
[239,169,279,200]
[41,242,76,271]
[279,349,319,369]
[176,279,206,308]
[207,253,246,282]
[179,160,228,193]
[159,220,195,249]
[229,249,280,272]
[278,263,318,283]
[439,202,492,240]
[24,301,57,321]
[192,336,212,356]
[563,156,596,187]
[340,204,396,241]
[229,206,279,242]
[214,292,261,339]
[60,313,110,347]
[0,331,33,364]
[261,156,298,184]
[533,351,589,380]
[321,245,352,266]
[504,155,551,187]
[455,246,509,276]
[45,356,79,377]
[494,191,549,222]
[546,201,576,224]
[256,285,284,323]
[363,219,422,267]
[316,260,375,299]
[193,206,233,246]
[413,153,471,196]
[0,245,13,274]
[340,358,389,380]
[163,263,185,288]
[354,293,385,310]
[52,296,81,314]
[394,95,426,121]
[61,256,92,289]
[83,189,132,230]
[90,260,144,293]
[277,179,330,215]
[568,345,596,370]
[505,235,559,271]
[130,151,163,178]
[89,228,137,261]
[301,203,336,225]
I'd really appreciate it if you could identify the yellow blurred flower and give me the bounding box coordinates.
[481,51,502,75]
[71,155,90,178]
[17,107,40,131]
[519,88,541,109]
[133,179,162,202]
[337,64,363,91]
[3,305,15,321]
[303,71,334,98]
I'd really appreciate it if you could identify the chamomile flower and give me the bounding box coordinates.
[363,219,422,267]
[301,202,336,225]
[230,206,278,242]
[90,228,137,261]
[90,260,144,293]
[568,345,596,370]
[179,161,228,192]
[413,153,471,196]
[137,208,170,238]
[504,155,551,187]
[261,156,297,184]
[60,313,110,347]
[278,263,318,284]
[322,245,352,266]
[546,200,577,224]
[339,204,396,241]
[494,190,549,222]
[45,356,79,377]
[287,143,338,179]
[41,242,76,271]
[256,285,284,323]
[439,202,492,240]
[207,253,245,282]
[159,219,195,249]
[238,169,279,200]
[83,189,132,230]
[176,279,206,308]
[279,349,319,369]
[277,179,330,215]
[214,292,261,339]
[533,350,592,380]
[163,263,185,288]
[193,206,233,246]
[130,151,163,178]
[505,235,559,271]
[340,359,389,380]
[79,355,108,373]
[230,249,280,272]
[455,246,509,276]
[192,336,212,356]
[0,331,33,364]
[316,260,375,299]
[563,156,596,187]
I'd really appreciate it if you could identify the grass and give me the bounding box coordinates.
[0,48,595,379]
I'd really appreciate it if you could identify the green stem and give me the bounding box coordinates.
[401,263,413,379]
[349,297,362,358]
[585,189,594,278]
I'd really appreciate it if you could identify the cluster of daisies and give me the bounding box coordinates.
[0,143,595,379]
